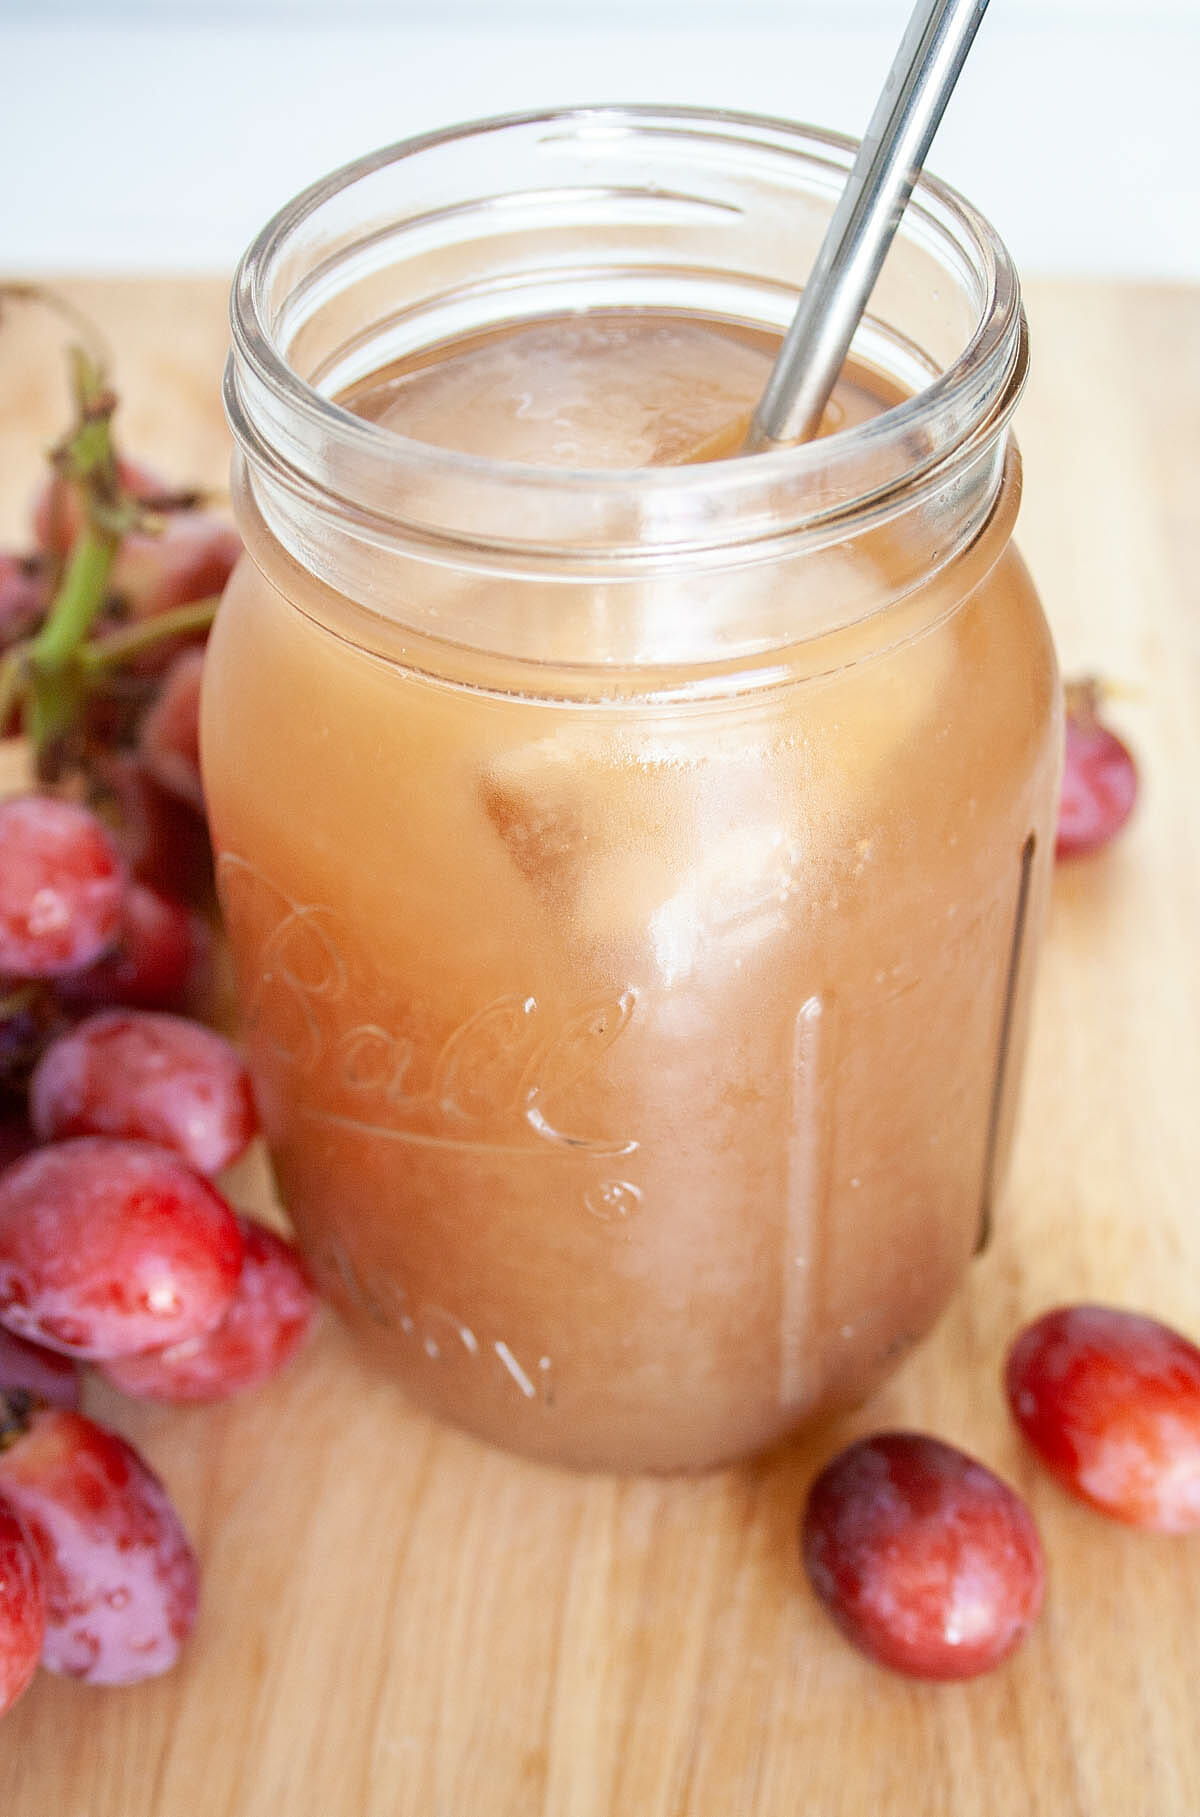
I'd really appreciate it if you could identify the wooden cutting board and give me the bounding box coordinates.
[0,278,1198,1817]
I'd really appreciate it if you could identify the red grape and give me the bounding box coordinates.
[111,514,239,626]
[139,647,204,810]
[802,1432,1044,1680]
[0,982,71,1095]
[0,1489,43,1715]
[0,795,126,979]
[103,1215,316,1403]
[0,553,47,650]
[0,1136,243,1358]
[33,456,164,557]
[34,460,237,664]
[1006,1305,1200,1531]
[58,882,212,1014]
[0,1116,36,1174]
[89,749,212,905]
[0,1329,80,1411]
[1056,681,1138,859]
[0,1397,197,1685]
[30,1010,256,1176]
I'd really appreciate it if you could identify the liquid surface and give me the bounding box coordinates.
[341,311,884,466]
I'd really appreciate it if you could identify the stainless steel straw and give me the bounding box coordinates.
[744,0,992,452]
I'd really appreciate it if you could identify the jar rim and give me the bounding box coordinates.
[227,103,1026,559]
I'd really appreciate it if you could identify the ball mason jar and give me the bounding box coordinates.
[207,107,1061,1472]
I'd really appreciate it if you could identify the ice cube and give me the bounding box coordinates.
[641,821,802,986]
[480,729,675,917]
[481,726,802,981]
[479,735,587,907]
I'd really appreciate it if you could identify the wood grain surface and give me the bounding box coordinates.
[0,278,1198,1817]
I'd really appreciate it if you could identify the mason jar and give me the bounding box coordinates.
[207,106,1061,1472]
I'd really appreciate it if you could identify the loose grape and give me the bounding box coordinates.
[1057,681,1138,859]
[802,1432,1044,1679]
[1007,1305,1200,1530]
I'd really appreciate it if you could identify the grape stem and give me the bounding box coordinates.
[0,648,26,731]
[26,520,118,751]
[0,305,220,762]
[31,523,119,671]
[0,598,218,744]
[19,343,141,755]
[78,598,219,673]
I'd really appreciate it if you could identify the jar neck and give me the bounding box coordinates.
[226,106,1027,671]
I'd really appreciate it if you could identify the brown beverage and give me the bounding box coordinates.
[207,112,1061,1471]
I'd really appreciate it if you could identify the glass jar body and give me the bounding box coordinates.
[206,480,1058,1472]
[209,109,1061,1470]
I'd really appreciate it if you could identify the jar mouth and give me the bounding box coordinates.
[227,104,1026,563]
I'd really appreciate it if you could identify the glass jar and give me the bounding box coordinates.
[208,106,1061,1472]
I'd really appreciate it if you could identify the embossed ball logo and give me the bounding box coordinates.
[217,848,640,1156]
[216,853,646,1405]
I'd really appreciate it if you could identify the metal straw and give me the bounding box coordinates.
[744,0,992,452]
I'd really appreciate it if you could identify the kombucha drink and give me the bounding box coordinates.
[204,306,1060,1471]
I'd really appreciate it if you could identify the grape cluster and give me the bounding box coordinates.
[0,808,318,1711]
[0,339,316,1716]
[0,460,225,1082]
[0,809,318,1710]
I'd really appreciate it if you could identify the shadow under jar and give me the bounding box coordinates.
[207,106,1061,1473]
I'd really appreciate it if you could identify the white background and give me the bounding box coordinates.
[3,0,1198,278]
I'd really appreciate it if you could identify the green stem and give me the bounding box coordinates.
[30,523,119,670]
[26,666,82,758]
[0,648,27,731]
[24,522,119,758]
[79,598,218,673]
